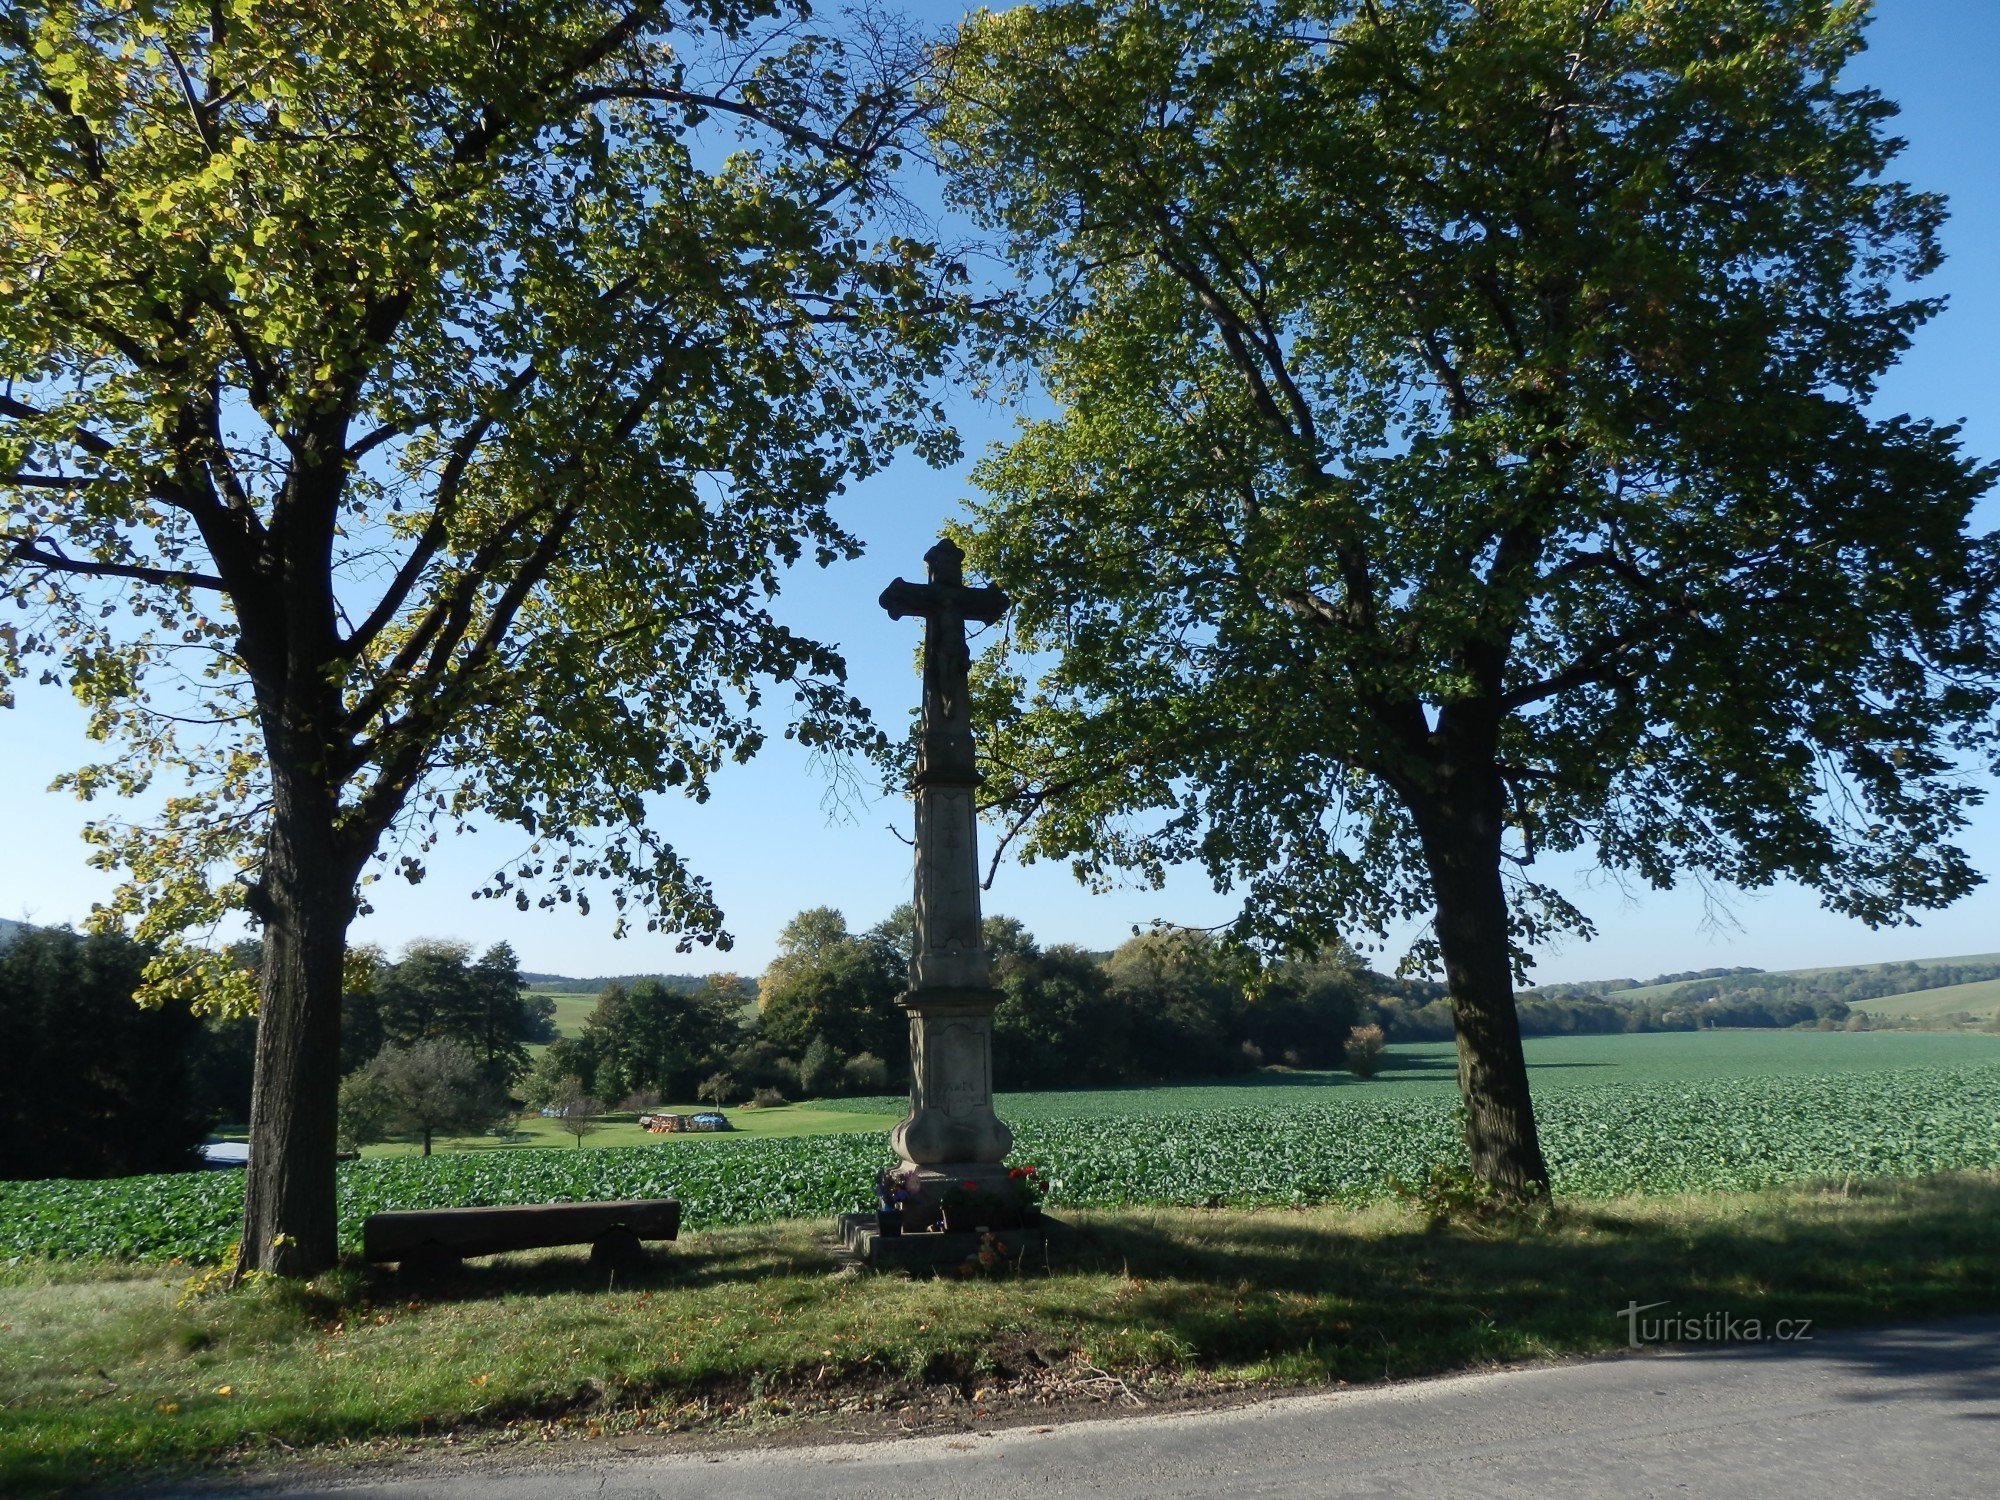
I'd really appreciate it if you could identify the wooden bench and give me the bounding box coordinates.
[361,1199,680,1274]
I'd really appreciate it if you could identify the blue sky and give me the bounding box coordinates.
[2,1,1995,984]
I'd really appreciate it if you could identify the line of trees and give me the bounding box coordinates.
[333,940,555,1154]
[522,911,2000,1119]
[0,926,238,1179]
[522,906,1381,1106]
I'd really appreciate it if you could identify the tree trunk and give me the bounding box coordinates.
[1409,766,1551,1196]
[422,1128,433,1158]
[239,794,359,1278]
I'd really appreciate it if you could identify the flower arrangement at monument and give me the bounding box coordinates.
[874,1164,920,1236]
[932,1166,1047,1232]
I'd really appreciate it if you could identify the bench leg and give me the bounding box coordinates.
[589,1227,646,1270]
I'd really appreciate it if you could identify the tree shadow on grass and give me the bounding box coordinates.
[1035,1176,2000,1402]
[358,1228,853,1302]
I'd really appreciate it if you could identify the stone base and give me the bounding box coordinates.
[836,1211,1060,1271]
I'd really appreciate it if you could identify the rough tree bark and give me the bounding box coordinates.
[1405,741,1551,1197]
[240,782,363,1277]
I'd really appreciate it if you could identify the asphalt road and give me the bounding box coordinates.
[157,1317,2000,1500]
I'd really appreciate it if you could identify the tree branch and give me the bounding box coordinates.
[8,538,226,592]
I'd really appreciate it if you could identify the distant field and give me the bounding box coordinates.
[524,988,597,1039]
[375,1030,2000,1159]
[820,1030,2000,1120]
[1856,978,2000,1021]
[1613,953,2000,1003]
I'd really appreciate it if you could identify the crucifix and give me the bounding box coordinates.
[878,537,1015,1196]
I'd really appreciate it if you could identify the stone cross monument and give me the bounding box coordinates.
[879,537,1014,1215]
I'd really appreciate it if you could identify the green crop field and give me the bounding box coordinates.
[1854,978,2000,1021]
[10,1043,2000,1263]
[821,1028,2000,1119]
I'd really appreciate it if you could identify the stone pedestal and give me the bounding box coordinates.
[837,1211,1062,1272]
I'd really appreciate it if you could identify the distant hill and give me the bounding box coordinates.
[1522,953,2000,1021]
[1854,975,2000,1022]
[0,917,30,948]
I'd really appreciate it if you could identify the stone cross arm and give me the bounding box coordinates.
[878,537,1010,625]
[878,576,1010,624]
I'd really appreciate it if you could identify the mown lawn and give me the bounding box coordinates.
[6,1174,2000,1496]
[355,1101,904,1159]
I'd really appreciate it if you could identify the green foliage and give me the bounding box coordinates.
[841,1051,889,1094]
[756,909,906,1065]
[0,926,213,1179]
[993,939,1130,1086]
[572,975,744,1103]
[0,1,970,992]
[940,0,1998,965]
[797,1034,845,1098]
[343,940,543,1083]
[1345,1024,1387,1079]
[343,1039,507,1156]
[11,1058,2000,1262]
[546,1078,602,1148]
[1392,1161,1551,1232]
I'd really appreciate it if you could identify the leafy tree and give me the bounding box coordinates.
[0,926,213,1178]
[576,974,742,1101]
[519,1039,588,1111]
[547,1078,602,1148]
[335,1065,394,1153]
[696,1070,737,1108]
[941,0,1999,1192]
[338,1038,505,1156]
[1102,929,1249,1080]
[757,908,906,1063]
[361,939,544,1084]
[1249,950,1369,1069]
[797,1033,844,1096]
[992,938,1131,1087]
[841,1050,890,1093]
[1344,1024,1386,1080]
[1,1,964,1272]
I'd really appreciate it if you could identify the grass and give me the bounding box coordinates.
[523,989,598,1040]
[355,1102,903,1159]
[1855,977,2000,1021]
[6,1173,2000,1496]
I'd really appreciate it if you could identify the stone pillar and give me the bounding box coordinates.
[879,539,1015,1219]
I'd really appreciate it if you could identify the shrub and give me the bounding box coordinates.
[798,1036,845,1098]
[1345,1024,1387,1078]
[842,1051,890,1094]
